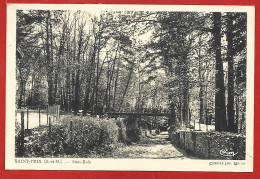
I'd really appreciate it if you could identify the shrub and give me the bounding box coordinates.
[124,115,140,143]
[24,115,120,157]
[115,118,127,143]
[68,118,118,155]
[29,125,68,157]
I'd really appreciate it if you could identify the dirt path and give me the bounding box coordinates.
[112,131,192,159]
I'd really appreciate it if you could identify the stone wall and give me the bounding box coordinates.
[169,130,246,160]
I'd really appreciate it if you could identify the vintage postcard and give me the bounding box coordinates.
[5,4,254,171]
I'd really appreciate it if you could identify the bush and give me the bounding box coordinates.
[124,115,140,143]
[23,115,120,157]
[115,118,127,143]
[29,125,68,157]
[68,117,119,155]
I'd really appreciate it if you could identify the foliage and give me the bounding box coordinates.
[16,10,247,133]
[124,115,140,143]
[17,116,120,157]
[115,119,127,143]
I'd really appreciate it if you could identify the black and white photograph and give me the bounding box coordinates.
[6,4,254,171]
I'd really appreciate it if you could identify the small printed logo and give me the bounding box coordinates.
[219,149,238,157]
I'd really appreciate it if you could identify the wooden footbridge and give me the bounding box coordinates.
[106,107,172,119]
[107,112,171,117]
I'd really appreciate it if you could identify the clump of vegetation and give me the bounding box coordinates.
[115,118,127,143]
[124,115,140,143]
[18,115,121,157]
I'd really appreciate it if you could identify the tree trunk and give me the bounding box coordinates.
[169,103,176,126]
[113,60,120,110]
[199,86,204,124]
[83,38,97,115]
[226,13,236,133]
[182,56,189,127]
[54,23,66,105]
[197,35,205,125]
[74,22,85,115]
[94,37,101,115]
[107,44,119,111]
[18,79,24,109]
[103,61,110,112]
[119,67,133,112]
[74,69,80,115]
[46,11,55,105]
[182,85,189,127]
[213,12,227,132]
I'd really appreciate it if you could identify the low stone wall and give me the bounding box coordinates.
[169,130,246,160]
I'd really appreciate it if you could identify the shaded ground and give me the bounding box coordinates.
[112,131,192,159]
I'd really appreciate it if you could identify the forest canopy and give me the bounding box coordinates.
[16,10,247,133]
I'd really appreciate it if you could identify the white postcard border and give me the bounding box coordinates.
[5,4,255,172]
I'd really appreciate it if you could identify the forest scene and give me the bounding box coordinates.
[15,9,247,159]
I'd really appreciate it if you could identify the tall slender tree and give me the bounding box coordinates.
[213,12,227,132]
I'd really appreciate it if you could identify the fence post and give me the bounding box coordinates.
[18,112,25,157]
[150,121,153,134]
[70,121,73,132]
[38,108,41,126]
[48,117,51,138]
[53,106,55,122]
[206,110,208,131]
[55,105,57,121]
[26,107,29,129]
[189,108,191,128]
[81,119,84,154]
[240,113,244,133]
[56,105,59,121]
[47,105,49,124]
[48,116,53,156]
[69,120,73,150]
[15,110,17,124]
[57,105,60,121]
